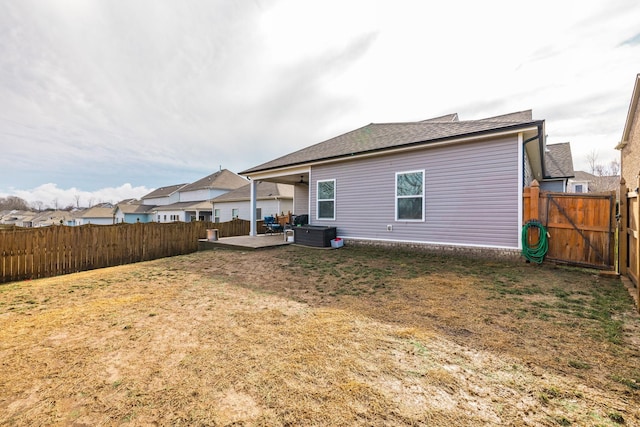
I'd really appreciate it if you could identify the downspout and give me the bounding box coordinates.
[521,122,545,187]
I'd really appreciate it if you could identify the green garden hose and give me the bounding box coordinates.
[521,220,548,264]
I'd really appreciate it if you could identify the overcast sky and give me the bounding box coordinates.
[1,0,639,208]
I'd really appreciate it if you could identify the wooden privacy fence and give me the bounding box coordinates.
[0,219,252,284]
[523,181,616,269]
[620,177,640,289]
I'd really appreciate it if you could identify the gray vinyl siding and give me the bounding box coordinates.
[310,135,521,248]
[293,184,309,215]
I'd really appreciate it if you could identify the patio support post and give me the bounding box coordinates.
[249,179,257,236]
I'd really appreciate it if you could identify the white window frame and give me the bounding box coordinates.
[316,179,336,220]
[232,208,239,219]
[214,209,220,223]
[395,170,425,222]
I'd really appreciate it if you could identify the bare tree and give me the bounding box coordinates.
[52,198,59,210]
[586,149,599,175]
[609,158,620,176]
[74,194,81,209]
[0,196,29,210]
[31,200,44,211]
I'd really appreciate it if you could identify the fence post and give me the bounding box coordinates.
[530,179,540,220]
[619,178,627,275]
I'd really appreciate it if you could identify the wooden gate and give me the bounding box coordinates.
[620,178,640,285]
[523,181,617,269]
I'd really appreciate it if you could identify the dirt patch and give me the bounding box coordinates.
[1,245,639,425]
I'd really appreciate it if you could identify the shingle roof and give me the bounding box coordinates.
[81,205,115,218]
[211,182,294,203]
[180,169,248,192]
[544,142,575,178]
[241,110,540,174]
[572,171,596,181]
[115,201,155,214]
[141,184,187,200]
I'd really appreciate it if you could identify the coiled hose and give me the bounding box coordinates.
[521,220,548,264]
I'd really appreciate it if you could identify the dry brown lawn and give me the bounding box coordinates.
[1,245,640,426]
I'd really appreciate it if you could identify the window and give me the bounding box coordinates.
[317,179,336,220]
[170,214,179,221]
[256,208,262,221]
[214,209,220,223]
[232,208,239,219]
[575,184,583,193]
[396,170,424,221]
[157,215,160,222]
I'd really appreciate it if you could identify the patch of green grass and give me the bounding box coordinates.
[608,412,625,424]
[554,416,571,426]
[611,374,640,390]
[568,360,591,370]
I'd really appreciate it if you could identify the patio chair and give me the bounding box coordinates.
[263,216,283,234]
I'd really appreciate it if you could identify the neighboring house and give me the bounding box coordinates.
[211,181,294,223]
[144,169,248,223]
[76,203,115,225]
[617,73,640,190]
[0,210,78,227]
[141,184,188,207]
[568,171,593,193]
[568,171,620,194]
[241,110,551,252]
[177,169,248,202]
[0,210,35,227]
[31,210,76,227]
[153,201,212,223]
[540,142,575,192]
[114,199,155,223]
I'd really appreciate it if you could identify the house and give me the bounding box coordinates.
[140,169,248,223]
[568,171,620,194]
[141,184,187,206]
[176,169,248,202]
[616,73,640,189]
[540,142,575,192]
[241,110,550,253]
[31,210,77,227]
[0,210,35,227]
[153,201,212,223]
[114,199,155,223]
[568,171,593,193]
[211,181,294,223]
[76,203,115,225]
